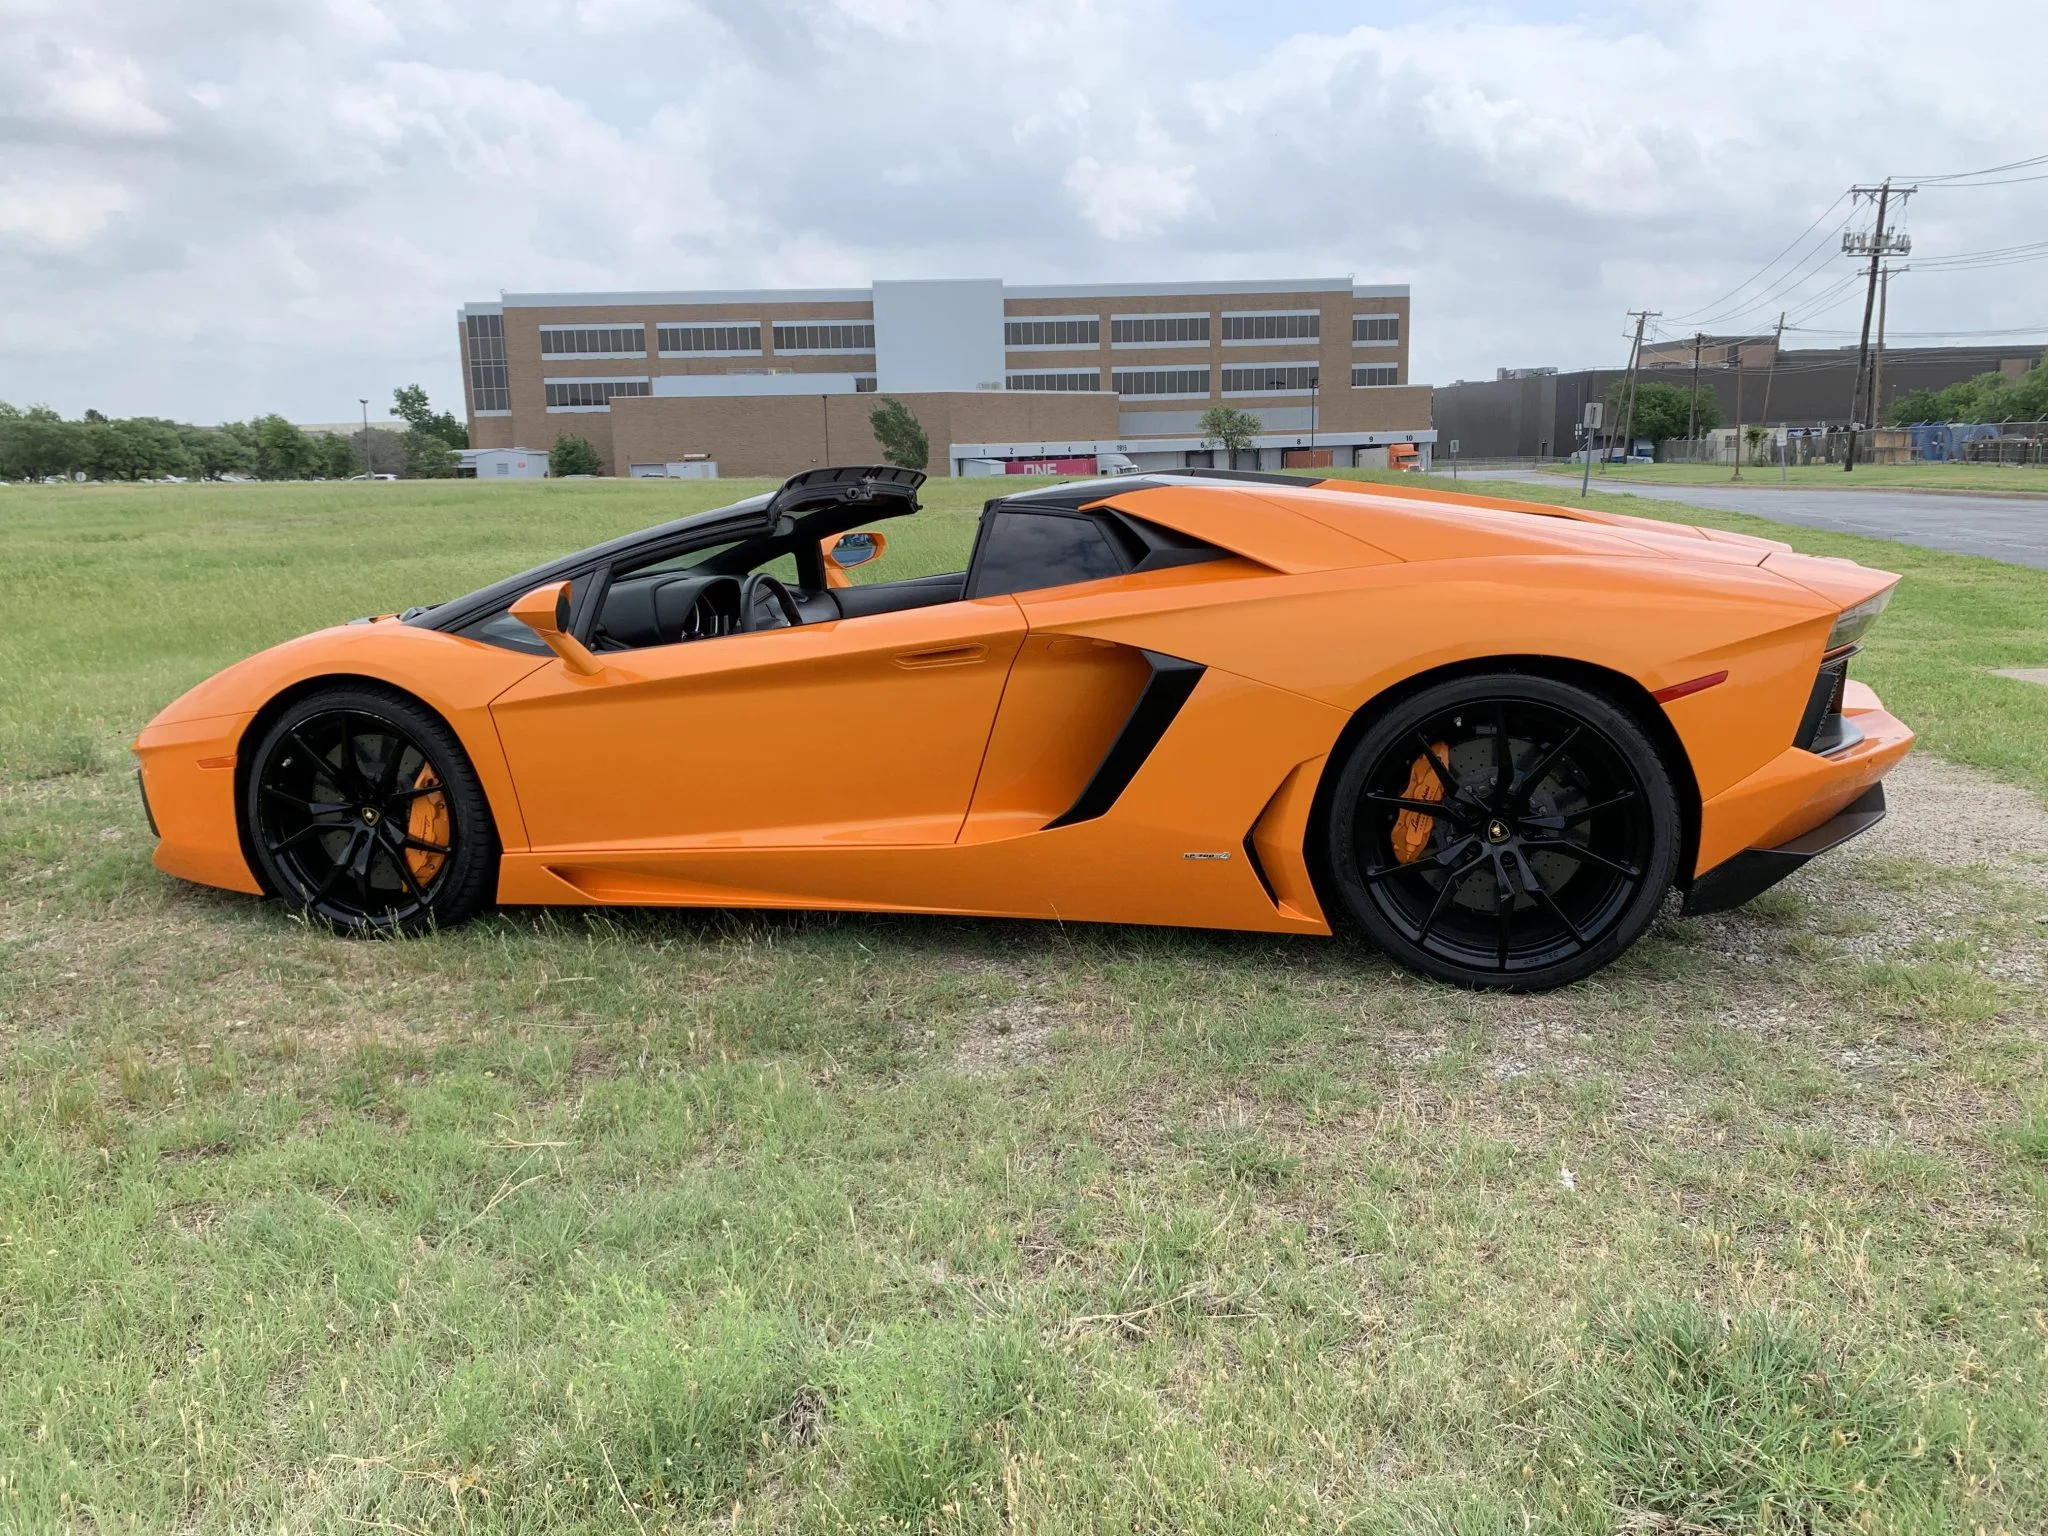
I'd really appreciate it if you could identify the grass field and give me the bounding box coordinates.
[4,476,2048,1534]
[1533,461,2048,494]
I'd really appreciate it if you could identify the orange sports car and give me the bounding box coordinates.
[133,465,1910,989]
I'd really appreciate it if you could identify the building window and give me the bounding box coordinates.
[1006,371,1101,391]
[1221,312,1319,343]
[1222,364,1319,395]
[657,323,760,355]
[1112,367,1210,398]
[539,324,647,358]
[1004,318,1099,348]
[771,323,875,352]
[854,376,878,393]
[1110,315,1210,347]
[1353,314,1400,345]
[465,313,509,413]
[1351,365,1401,387]
[544,378,652,410]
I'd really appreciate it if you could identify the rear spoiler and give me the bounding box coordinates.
[768,464,925,517]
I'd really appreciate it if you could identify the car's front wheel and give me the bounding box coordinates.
[245,686,498,935]
[1326,673,1681,990]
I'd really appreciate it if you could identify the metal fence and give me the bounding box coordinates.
[1649,421,2048,468]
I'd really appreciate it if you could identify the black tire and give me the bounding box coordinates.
[1325,672,1680,990]
[244,686,498,935]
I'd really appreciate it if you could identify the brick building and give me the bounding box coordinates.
[456,277,1433,476]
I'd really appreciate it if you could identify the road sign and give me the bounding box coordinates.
[1582,401,1604,429]
[1448,440,1460,455]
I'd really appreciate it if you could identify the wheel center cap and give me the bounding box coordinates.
[359,806,381,825]
[1486,819,1511,844]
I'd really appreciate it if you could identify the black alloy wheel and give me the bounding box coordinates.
[1327,673,1680,990]
[245,687,498,935]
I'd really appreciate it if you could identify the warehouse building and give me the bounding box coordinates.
[456,277,1433,477]
[1433,338,2046,459]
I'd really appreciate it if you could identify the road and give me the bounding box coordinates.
[1464,470,2048,569]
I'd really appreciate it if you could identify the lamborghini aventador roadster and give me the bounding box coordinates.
[133,465,1911,989]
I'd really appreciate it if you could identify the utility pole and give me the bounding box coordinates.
[1873,263,1905,434]
[1685,332,1704,453]
[358,398,370,478]
[1732,336,1745,480]
[1758,312,1786,481]
[1612,310,1655,472]
[1843,180,1914,471]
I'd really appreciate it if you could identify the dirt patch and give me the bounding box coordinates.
[1853,750,2048,878]
[952,996,1059,1076]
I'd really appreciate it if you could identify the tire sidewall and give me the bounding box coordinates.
[1327,672,1681,990]
[244,686,498,934]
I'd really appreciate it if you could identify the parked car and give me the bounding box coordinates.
[134,465,1909,990]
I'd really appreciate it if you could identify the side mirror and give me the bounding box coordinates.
[509,580,604,676]
[821,530,886,589]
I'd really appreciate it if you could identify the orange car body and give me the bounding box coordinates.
[134,472,1911,936]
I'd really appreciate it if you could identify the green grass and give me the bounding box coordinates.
[3,477,2047,1532]
[1532,461,2048,493]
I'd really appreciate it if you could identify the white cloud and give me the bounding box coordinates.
[0,0,2040,421]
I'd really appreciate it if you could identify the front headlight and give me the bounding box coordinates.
[1826,586,1894,651]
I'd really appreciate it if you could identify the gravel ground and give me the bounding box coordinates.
[1857,749,2048,887]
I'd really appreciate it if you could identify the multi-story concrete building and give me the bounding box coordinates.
[456,277,1433,477]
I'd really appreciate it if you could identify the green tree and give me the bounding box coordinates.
[0,405,85,480]
[1604,379,1722,446]
[403,429,459,478]
[1198,405,1262,465]
[867,397,929,471]
[315,433,356,479]
[1886,352,2048,425]
[549,434,603,476]
[178,423,253,480]
[392,384,468,449]
[251,415,319,480]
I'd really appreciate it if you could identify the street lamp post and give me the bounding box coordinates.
[358,398,371,479]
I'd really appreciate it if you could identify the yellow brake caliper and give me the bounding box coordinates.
[1391,743,1450,865]
[405,766,448,886]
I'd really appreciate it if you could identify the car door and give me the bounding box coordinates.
[489,594,1027,851]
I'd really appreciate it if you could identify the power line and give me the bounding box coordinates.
[1898,152,2048,182]
[1663,192,1848,325]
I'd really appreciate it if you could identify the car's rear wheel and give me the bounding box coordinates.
[1326,673,1680,990]
[245,687,497,935]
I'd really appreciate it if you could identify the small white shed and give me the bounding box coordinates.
[464,448,548,479]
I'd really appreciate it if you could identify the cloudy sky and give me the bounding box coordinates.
[3,0,2042,424]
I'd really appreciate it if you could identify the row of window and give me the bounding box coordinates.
[1006,371,1101,391]
[1111,315,1208,346]
[1002,313,1400,349]
[658,324,760,354]
[1005,318,1099,348]
[1000,364,1405,395]
[539,376,877,410]
[536,321,881,357]
[544,378,653,409]
[540,325,646,357]
[1221,312,1317,341]
[772,323,874,352]
[1221,364,1319,393]
[465,313,509,413]
[1112,368,1210,397]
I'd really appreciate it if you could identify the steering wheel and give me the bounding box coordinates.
[739,572,803,632]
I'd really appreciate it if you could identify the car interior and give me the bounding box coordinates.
[454,469,1235,659]
[583,495,1232,653]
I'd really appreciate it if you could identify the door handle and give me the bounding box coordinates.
[894,644,988,669]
